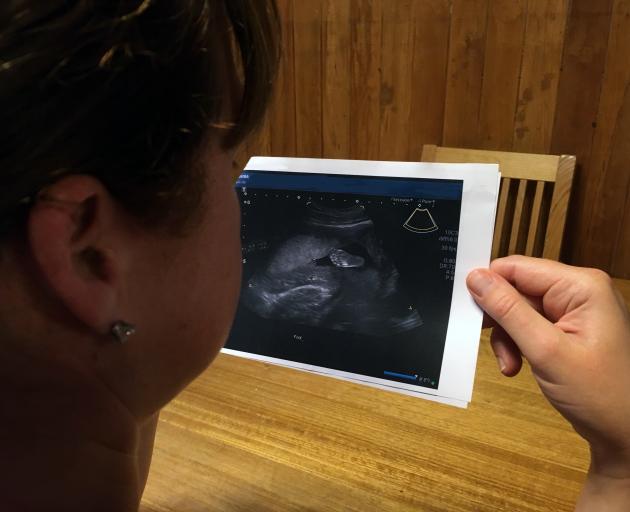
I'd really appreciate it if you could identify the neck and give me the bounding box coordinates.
[0,340,157,512]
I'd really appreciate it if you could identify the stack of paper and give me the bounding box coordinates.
[224,157,500,408]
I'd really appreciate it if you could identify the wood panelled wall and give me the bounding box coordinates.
[240,0,630,278]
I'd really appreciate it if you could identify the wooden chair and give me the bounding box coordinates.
[421,145,576,261]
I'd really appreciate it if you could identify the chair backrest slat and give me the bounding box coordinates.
[508,179,529,255]
[542,155,575,260]
[525,181,546,256]
[421,146,560,181]
[492,177,511,260]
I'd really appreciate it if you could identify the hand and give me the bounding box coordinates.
[467,256,630,509]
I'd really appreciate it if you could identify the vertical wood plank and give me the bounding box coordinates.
[612,90,630,275]
[512,0,570,153]
[477,0,527,151]
[293,0,323,157]
[270,0,297,157]
[378,0,414,161]
[350,0,382,160]
[407,0,451,160]
[550,0,613,264]
[443,0,489,148]
[599,80,630,274]
[549,0,614,162]
[322,0,351,159]
[612,104,630,278]
[581,0,630,271]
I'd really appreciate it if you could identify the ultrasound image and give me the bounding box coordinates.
[242,203,422,337]
[227,173,463,390]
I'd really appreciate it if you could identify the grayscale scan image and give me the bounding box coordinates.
[226,171,463,389]
[242,202,422,337]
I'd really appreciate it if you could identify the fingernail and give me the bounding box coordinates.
[467,269,494,296]
[496,355,507,374]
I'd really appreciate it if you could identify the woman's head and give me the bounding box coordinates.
[1,0,279,235]
[0,0,279,419]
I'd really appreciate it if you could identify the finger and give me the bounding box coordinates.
[490,326,523,377]
[491,256,608,322]
[483,294,544,329]
[490,255,578,298]
[467,268,562,368]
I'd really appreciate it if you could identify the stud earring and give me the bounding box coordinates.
[111,321,136,343]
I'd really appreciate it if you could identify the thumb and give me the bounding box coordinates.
[467,269,563,369]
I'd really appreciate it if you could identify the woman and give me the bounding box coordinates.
[0,1,279,509]
[0,1,628,510]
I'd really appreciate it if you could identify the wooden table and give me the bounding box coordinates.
[141,279,630,512]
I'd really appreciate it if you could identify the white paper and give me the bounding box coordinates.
[223,157,500,406]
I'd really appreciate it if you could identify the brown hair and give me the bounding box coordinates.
[0,0,280,236]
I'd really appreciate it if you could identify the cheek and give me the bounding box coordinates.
[189,189,242,364]
[106,185,242,417]
[216,190,243,316]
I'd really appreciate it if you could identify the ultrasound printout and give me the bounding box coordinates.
[224,157,500,406]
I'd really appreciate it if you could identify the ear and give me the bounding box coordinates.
[27,175,129,335]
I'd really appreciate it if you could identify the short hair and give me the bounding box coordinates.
[0,0,280,237]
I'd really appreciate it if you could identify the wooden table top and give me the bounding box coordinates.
[141,278,630,512]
